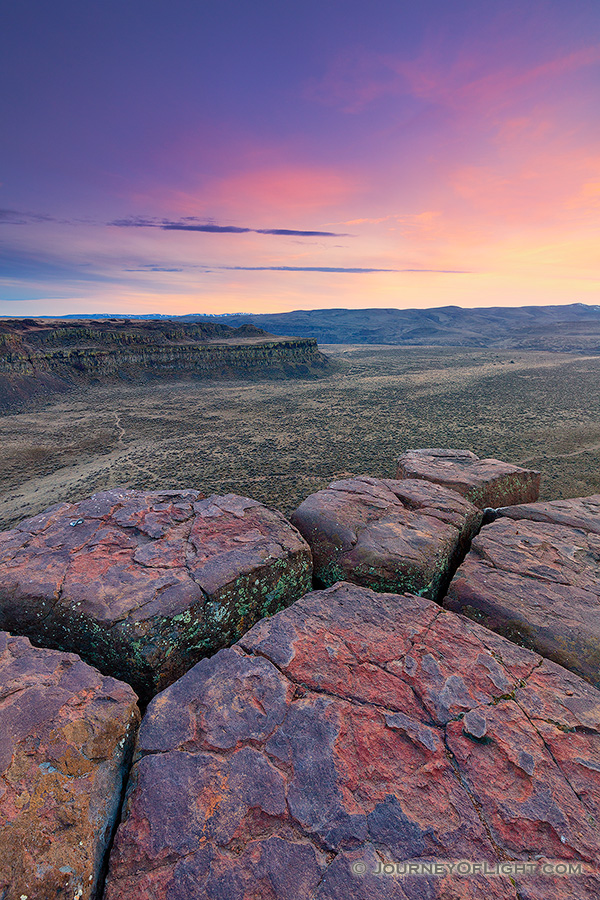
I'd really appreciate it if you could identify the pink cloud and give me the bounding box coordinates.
[308,37,600,120]
[143,165,361,223]
[389,43,600,115]
[211,166,359,217]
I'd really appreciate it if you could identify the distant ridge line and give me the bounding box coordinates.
[17,303,600,351]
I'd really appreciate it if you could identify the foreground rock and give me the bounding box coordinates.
[291,476,480,599]
[0,630,139,900]
[445,497,600,689]
[498,494,600,532]
[105,582,600,899]
[0,488,311,700]
[395,448,540,508]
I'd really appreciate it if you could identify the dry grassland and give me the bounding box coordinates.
[1,345,600,530]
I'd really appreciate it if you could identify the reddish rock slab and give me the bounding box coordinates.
[498,494,600,534]
[444,510,600,688]
[0,630,139,900]
[290,476,481,599]
[104,582,600,900]
[395,448,540,509]
[0,488,312,700]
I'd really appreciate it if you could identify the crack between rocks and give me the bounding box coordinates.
[0,685,27,704]
[365,657,438,725]
[101,804,335,887]
[440,727,509,863]
[534,719,600,737]
[514,697,599,821]
[243,644,433,720]
[96,715,139,900]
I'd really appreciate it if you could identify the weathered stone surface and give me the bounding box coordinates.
[395,448,540,509]
[444,505,600,688]
[105,583,600,899]
[0,630,139,900]
[290,476,481,599]
[0,488,312,700]
[498,494,600,533]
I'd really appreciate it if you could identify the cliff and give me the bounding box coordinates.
[0,318,332,410]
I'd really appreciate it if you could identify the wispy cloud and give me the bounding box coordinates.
[120,261,468,275]
[307,39,600,116]
[0,247,111,282]
[125,266,185,272]
[0,208,57,225]
[110,217,348,237]
[221,265,468,273]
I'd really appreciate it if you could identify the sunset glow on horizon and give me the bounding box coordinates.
[1,0,599,316]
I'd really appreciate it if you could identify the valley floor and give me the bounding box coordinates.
[1,345,600,530]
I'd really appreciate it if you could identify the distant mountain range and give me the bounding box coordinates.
[30,303,600,350]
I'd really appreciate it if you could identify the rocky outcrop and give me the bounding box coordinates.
[0,319,331,411]
[290,476,481,599]
[0,630,139,900]
[104,582,600,899]
[445,497,600,689]
[497,494,600,532]
[395,449,540,509]
[0,489,312,701]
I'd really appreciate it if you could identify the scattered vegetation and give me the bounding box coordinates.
[2,345,600,529]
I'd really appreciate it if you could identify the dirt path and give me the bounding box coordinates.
[113,411,125,447]
[517,442,600,465]
[0,442,146,526]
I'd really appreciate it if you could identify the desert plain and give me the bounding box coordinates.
[1,344,600,531]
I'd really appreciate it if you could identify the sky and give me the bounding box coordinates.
[1,0,599,317]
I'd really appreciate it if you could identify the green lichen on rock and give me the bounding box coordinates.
[0,489,313,702]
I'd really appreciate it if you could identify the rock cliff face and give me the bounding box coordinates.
[0,318,331,410]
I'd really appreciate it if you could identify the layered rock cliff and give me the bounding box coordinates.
[0,318,332,410]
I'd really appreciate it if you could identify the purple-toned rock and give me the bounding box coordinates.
[290,476,481,599]
[0,630,139,900]
[444,505,600,688]
[0,488,312,700]
[498,494,600,533]
[395,448,540,509]
[104,582,600,899]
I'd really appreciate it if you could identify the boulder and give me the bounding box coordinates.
[104,583,600,899]
[395,448,540,509]
[497,494,600,533]
[290,476,481,599]
[444,501,600,689]
[0,488,312,700]
[0,630,139,900]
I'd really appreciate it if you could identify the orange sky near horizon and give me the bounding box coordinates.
[1,0,598,316]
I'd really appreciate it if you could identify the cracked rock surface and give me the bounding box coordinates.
[0,629,139,900]
[0,488,312,700]
[445,498,600,689]
[498,494,600,533]
[290,476,481,599]
[104,582,600,899]
[395,448,540,509]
